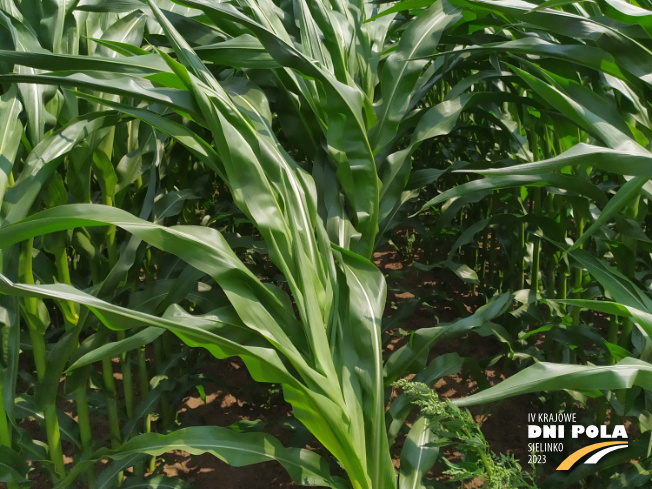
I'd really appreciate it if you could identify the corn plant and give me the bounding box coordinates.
[1,0,652,488]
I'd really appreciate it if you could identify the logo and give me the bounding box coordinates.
[526,412,629,470]
[556,441,628,470]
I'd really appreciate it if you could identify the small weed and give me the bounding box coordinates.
[395,380,538,489]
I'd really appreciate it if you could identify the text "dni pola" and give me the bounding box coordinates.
[528,424,628,439]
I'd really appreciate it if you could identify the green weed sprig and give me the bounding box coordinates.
[395,380,538,489]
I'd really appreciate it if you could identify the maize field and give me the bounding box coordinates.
[0,0,651,487]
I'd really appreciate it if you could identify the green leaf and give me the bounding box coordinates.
[336,245,395,489]
[473,143,652,179]
[416,173,607,215]
[55,426,347,489]
[549,299,652,344]
[0,86,23,208]
[0,445,29,483]
[399,416,438,489]
[571,176,647,250]
[2,112,120,225]
[366,0,434,22]
[369,0,462,153]
[195,35,279,69]
[92,149,118,200]
[67,327,163,371]
[455,358,652,407]
[569,249,652,311]
[92,455,148,489]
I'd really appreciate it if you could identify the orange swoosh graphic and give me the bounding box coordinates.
[557,441,628,470]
